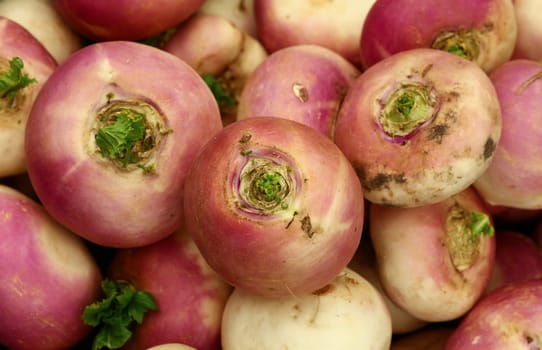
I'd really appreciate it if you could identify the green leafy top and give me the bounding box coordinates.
[202,74,235,110]
[95,109,147,167]
[469,210,495,238]
[0,57,36,106]
[82,279,158,350]
[139,27,177,48]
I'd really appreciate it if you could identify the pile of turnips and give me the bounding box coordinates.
[1,0,542,349]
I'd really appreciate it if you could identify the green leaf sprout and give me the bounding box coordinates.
[469,210,495,238]
[202,74,235,110]
[0,57,37,106]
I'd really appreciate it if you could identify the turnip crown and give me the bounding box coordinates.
[0,56,36,110]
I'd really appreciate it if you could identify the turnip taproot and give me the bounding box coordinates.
[445,278,542,349]
[0,184,102,350]
[221,267,392,350]
[360,0,517,72]
[369,187,496,322]
[24,41,222,248]
[0,16,57,178]
[334,48,502,207]
[474,59,542,209]
[183,116,364,297]
[236,44,360,138]
[53,0,205,41]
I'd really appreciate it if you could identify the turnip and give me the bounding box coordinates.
[474,59,542,209]
[197,0,257,38]
[512,0,542,60]
[0,0,82,64]
[93,228,232,350]
[360,0,517,72]
[163,13,268,126]
[183,116,364,297]
[221,267,392,350]
[254,0,376,68]
[486,230,542,293]
[0,184,103,350]
[0,16,57,178]
[445,278,542,349]
[24,41,222,248]
[53,0,205,41]
[146,345,196,350]
[334,48,502,207]
[236,44,361,138]
[369,187,496,322]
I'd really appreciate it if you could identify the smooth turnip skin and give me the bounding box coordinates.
[360,0,517,72]
[163,13,268,126]
[0,185,103,350]
[254,0,376,67]
[445,278,542,349]
[236,44,360,138]
[183,117,364,297]
[197,0,257,38]
[335,48,502,207]
[24,41,222,248]
[221,268,392,350]
[0,0,81,64]
[512,0,542,60]
[474,59,542,209]
[53,0,205,41]
[0,16,57,178]
[146,345,196,350]
[370,187,496,322]
[486,231,542,293]
[107,229,232,350]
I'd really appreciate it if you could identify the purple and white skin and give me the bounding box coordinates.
[254,0,377,68]
[474,59,542,209]
[369,187,496,322]
[183,117,364,297]
[512,0,542,60]
[0,16,57,178]
[445,278,542,349]
[107,229,232,350]
[360,0,517,72]
[0,184,103,350]
[53,0,205,41]
[236,44,361,138]
[0,0,82,64]
[334,48,502,207]
[24,41,223,248]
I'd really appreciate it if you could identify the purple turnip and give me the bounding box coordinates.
[183,116,364,297]
[0,16,57,178]
[236,44,360,138]
[474,59,542,209]
[53,0,205,41]
[369,187,496,322]
[360,0,517,72]
[221,267,392,350]
[0,184,103,350]
[254,0,376,68]
[334,48,502,207]
[445,278,542,349]
[24,41,222,248]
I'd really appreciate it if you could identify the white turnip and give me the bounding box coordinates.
[512,0,542,60]
[0,16,57,178]
[474,59,542,209]
[197,0,257,38]
[183,116,364,297]
[221,267,392,350]
[236,44,360,138]
[370,187,496,322]
[0,184,102,350]
[360,0,517,72]
[24,41,222,248]
[334,48,502,207]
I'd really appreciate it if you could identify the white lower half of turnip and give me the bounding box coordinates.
[24,41,222,248]
[183,117,364,297]
[0,184,103,350]
[445,278,542,349]
[512,0,542,60]
[221,267,392,350]
[197,0,257,38]
[335,48,502,207]
[370,187,496,322]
